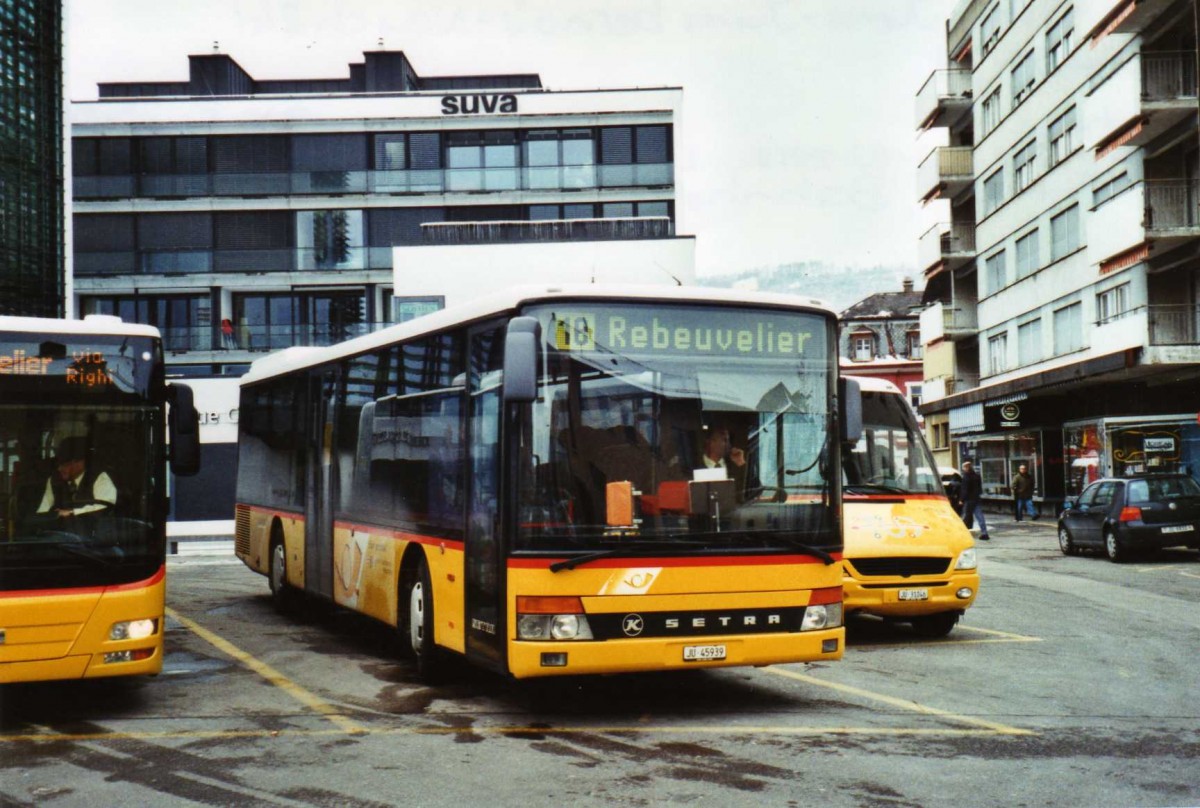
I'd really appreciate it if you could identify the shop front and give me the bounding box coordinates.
[1063,415,1200,499]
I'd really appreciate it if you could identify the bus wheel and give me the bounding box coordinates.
[269,532,295,612]
[407,557,442,681]
[910,612,958,637]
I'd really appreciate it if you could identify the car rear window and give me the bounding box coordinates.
[1127,477,1200,504]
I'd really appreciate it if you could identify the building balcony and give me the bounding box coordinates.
[1144,179,1200,236]
[1148,304,1200,345]
[72,163,676,200]
[920,300,978,346]
[918,222,976,273]
[915,68,972,130]
[1091,0,1178,37]
[921,372,980,404]
[917,147,973,204]
[1088,51,1196,156]
[74,247,396,277]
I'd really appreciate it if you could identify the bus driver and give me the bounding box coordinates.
[36,436,118,520]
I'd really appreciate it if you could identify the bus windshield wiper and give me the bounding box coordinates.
[844,483,910,495]
[690,530,837,565]
[548,541,704,573]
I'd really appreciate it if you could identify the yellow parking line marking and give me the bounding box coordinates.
[1180,571,1200,580]
[1136,565,1178,573]
[0,724,1018,744]
[165,607,366,735]
[766,667,1035,736]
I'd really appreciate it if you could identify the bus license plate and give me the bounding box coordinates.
[683,644,727,662]
[898,588,929,601]
[1161,525,1194,534]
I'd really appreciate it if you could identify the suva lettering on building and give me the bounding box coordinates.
[440,94,518,115]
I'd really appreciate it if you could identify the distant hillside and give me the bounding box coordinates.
[699,262,918,314]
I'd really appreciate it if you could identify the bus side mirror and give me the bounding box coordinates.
[839,376,863,445]
[168,382,201,477]
[503,316,540,403]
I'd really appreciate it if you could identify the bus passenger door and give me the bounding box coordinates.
[305,369,338,599]
[464,326,506,670]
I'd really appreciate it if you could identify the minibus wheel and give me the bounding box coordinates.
[910,612,958,637]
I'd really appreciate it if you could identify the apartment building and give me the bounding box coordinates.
[70,50,686,528]
[916,0,1200,509]
[838,278,925,407]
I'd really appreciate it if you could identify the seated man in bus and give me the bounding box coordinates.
[35,436,118,522]
[698,423,748,503]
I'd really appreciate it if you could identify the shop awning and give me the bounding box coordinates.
[949,402,985,434]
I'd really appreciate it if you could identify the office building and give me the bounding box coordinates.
[916,0,1200,509]
[1,0,65,317]
[71,49,686,530]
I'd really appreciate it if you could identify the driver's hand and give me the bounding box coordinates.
[55,508,74,519]
[730,447,746,467]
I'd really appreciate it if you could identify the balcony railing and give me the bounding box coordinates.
[917,146,973,201]
[915,68,972,129]
[422,217,674,245]
[1148,304,1200,345]
[74,247,395,277]
[1142,52,1198,101]
[1144,179,1200,231]
[918,222,976,270]
[232,322,393,352]
[73,164,676,199]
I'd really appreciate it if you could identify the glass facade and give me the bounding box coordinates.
[0,0,63,317]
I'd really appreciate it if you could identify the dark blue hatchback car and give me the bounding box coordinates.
[1058,474,1200,562]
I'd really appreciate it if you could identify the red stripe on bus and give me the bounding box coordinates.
[844,493,948,501]
[0,565,165,599]
[507,553,841,570]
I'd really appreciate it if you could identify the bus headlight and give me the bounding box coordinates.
[955,549,978,570]
[110,618,158,641]
[516,597,594,641]
[801,603,843,631]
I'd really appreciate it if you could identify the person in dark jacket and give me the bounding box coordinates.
[1012,463,1037,521]
[35,436,117,521]
[959,460,989,541]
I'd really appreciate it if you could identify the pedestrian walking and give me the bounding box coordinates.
[960,460,989,541]
[1012,463,1037,521]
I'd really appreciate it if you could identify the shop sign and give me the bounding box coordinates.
[1144,437,1175,453]
[999,403,1021,428]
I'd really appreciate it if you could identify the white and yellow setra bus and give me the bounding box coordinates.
[234,286,862,679]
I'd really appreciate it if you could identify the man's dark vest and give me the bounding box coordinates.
[49,467,108,511]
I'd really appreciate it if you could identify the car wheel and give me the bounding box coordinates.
[910,612,959,637]
[1058,526,1077,556]
[406,555,443,681]
[1104,529,1128,563]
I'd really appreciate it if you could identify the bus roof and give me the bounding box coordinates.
[0,314,161,340]
[241,284,836,386]
[849,376,903,394]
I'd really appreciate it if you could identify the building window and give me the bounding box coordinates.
[1013,140,1037,193]
[988,332,1009,374]
[932,421,950,450]
[1097,283,1130,324]
[1092,172,1131,208]
[1050,204,1080,261]
[1017,318,1042,365]
[1049,107,1077,166]
[1053,302,1083,354]
[983,168,1005,215]
[907,331,923,359]
[1046,8,1074,73]
[523,128,596,189]
[1015,229,1039,279]
[1011,50,1036,106]
[980,4,1002,56]
[986,250,1007,293]
[233,291,366,351]
[446,131,518,192]
[906,382,924,410]
[982,87,1002,135]
[852,334,874,361]
[82,294,212,352]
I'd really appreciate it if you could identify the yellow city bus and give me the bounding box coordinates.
[234,286,861,679]
[0,315,199,683]
[841,377,977,636]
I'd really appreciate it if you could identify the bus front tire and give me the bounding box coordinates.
[269,535,296,612]
[910,612,959,637]
[406,557,443,681]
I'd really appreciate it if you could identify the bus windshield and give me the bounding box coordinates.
[515,303,836,552]
[0,331,165,591]
[843,388,940,496]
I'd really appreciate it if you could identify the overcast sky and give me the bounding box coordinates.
[67,0,957,279]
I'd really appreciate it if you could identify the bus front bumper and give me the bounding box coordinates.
[842,572,979,619]
[507,627,844,679]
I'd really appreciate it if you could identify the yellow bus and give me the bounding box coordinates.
[235,286,861,679]
[841,377,977,636]
[0,315,199,683]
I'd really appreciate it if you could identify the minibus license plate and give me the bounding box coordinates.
[683,644,726,661]
[1161,524,1194,534]
[898,588,929,601]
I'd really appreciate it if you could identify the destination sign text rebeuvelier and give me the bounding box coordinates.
[549,311,818,358]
